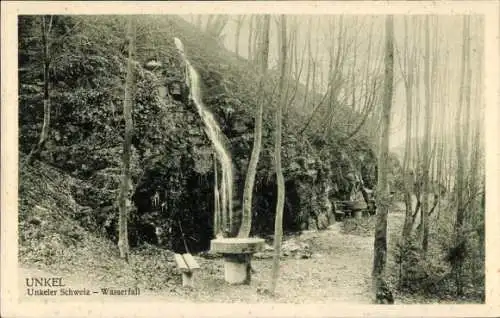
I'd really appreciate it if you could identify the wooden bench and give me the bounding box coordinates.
[174,253,200,288]
[334,201,352,220]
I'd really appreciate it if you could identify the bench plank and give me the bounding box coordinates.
[182,253,200,271]
[174,253,188,271]
[174,253,200,288]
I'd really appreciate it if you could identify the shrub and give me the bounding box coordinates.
[389,203,484,301]
[392,235,450,295]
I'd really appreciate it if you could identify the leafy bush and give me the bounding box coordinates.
[392,235,449,295]
[389,202,484,302]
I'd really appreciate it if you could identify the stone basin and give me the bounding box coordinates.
[210,237,265,285]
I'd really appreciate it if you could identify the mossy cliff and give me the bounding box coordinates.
[19,15,378,253]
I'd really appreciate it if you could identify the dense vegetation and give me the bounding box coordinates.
[18,14,484,303]
[19,15,377,253]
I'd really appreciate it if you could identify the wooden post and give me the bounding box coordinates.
[182,272,195,288]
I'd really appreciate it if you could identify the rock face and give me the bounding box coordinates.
[18,15,378,254]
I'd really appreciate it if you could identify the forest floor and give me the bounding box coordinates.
[19,161,477,303]
[19,211,478,304]
[19,212,407,304]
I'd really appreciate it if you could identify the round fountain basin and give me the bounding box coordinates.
[210,238,265,285]
[210,237,265,254]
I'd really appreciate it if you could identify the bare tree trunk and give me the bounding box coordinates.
[238,16,270,238]
[408,18,423,235]
[420,16,432,255]
[205,15,215,32]
[428,16,441,223]
[453,15,470,297]
[401,16,416,239]
[269,15,287,295]
[435,50,448,220]
[463,18,473,201]
[23,15,53,167]
[469,24,484,280]
[234,15,244,56]
[283,17,296,112]
[284,18,306,125]
[413,18,422,170]
[372,15,394,304]
[205,15,229,44]
[253,16,262,62]
[196,15,202,29]
[302,17,313,109]
[248,15,254,61]
[468,19,483,215]
[118,16,136,262]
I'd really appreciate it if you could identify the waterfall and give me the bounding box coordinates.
[173,38,234,237]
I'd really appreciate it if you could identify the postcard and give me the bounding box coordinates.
[1,1,499,317]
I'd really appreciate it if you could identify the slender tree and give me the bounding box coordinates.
[302,17,313,110]
[462,17,473,190]
[468,21,484,281]
[196,15,203,29]
[234,15,245,56]
[452,15,470,296]
[298,17,354,137]
[339,20,380,144]
[206,15,229,44]
[411,18,423,230]
[252,16,263,62]
[400,16,416,239]
[269,14,287,294]
[425,16,441,241]
[117,16,136,262]
[23,15,53,167]
[247,15,254,61]
[420,16,432,255]
[283,18,307,124]
[468,17,483,216]
[237,16,271,238]
[435,40,449,220]
[372,14,394,303]
[205,15,214,31]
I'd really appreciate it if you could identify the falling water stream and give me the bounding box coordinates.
[173,38,234,237]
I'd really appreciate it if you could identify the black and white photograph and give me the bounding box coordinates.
[2,1,499,317]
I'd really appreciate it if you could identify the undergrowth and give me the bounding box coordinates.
[386,209,484,303]
[19,160,180,292]
[341,208,484,303]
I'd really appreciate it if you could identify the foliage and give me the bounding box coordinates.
[18,14,379,252]
[392,234,449,295]
[388,205,484,301]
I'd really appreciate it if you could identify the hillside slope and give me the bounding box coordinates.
[19,160,181,292]
[18,14,379,255]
